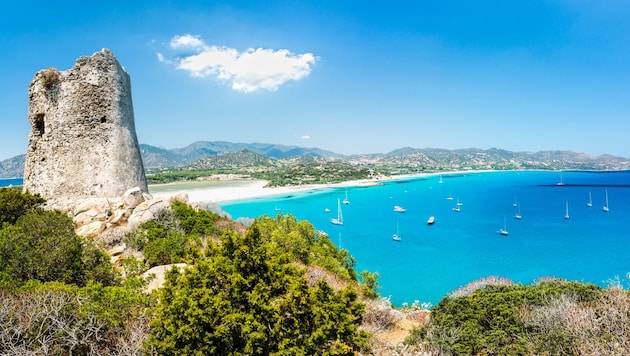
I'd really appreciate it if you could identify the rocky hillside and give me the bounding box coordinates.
[3,142,630,178]
[187,150,280,170]
[0,154,25,179]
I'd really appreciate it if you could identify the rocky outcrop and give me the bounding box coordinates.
[23,48,147,200]
[44,187,177,237]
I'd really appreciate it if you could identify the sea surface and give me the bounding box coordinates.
[0,178,22,187]
[220,170,630,306]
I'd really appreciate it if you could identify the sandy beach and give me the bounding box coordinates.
[149,177,394,204]
[147,171,479,204]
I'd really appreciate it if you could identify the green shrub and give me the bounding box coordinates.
[147,227,368,355]
[0,187,45,226]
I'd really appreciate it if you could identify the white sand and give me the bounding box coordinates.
[149,178,383,204]
[148,171,480,204]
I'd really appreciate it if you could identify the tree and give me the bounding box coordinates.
[147,224,368,355]
[0,187,45,226]
[0,209,118,287]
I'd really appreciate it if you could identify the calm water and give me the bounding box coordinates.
[221,171,630,306]
[0,178,22,187]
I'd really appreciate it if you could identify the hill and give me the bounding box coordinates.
[0,154,25,179]
[2,142,630,179]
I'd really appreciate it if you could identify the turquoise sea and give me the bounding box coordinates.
[220,170,630,306]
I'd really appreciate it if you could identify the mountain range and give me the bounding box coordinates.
[1,141,629,179]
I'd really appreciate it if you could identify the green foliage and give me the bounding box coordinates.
[415,280,602,355]
[0,209,119,287]
[125,201,221,267]
[360,271,381,299]
[171,199,220,235]
[252,214,357,281]
[0,187,45,226]
[147,225,368,355]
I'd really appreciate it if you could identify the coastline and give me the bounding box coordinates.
[148,171,482,204]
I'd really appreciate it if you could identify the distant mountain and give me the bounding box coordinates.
[187,150,279,170]
[0,154,25,179]
[2,142,630,178]
[141,141,342,170]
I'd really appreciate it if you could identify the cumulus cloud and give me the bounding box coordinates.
[161,34,317,93]
[301,135,311,140]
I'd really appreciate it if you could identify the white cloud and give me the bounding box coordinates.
[162,34,317,92]
[301,135,311,140]
[170,34,205,49]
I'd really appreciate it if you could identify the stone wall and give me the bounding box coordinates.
[23,48,147,199]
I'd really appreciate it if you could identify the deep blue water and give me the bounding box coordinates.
[220,171,630,306]
[0,178,22,187]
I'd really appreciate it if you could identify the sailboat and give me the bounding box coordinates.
[499,216,508,236]
[557,173,564,186]
[564,201,570,220]
[330,198,344,225]
[603,189,609,212]
[587,192,593,207]
[393,223,401,241]
[446,192,454,201]
[513,197,518,207]
[453,198,462,212]
[342,191,350,205]
[514,205,522,220]
[438,175,443,184]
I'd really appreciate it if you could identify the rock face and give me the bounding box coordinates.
[23,48,147,199]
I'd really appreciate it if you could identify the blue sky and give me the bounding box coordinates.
[1,1,629,161]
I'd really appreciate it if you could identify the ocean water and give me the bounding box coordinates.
[0,178,22,187]
[220,170,630,306]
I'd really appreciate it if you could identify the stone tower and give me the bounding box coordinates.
[23,49,147,199]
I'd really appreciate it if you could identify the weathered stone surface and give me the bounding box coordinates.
[142,264,188,293]
[122,186,145,209]
[76,221,106,236]
[23,48,147,200]
[127,199,169,231]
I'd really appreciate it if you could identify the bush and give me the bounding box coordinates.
[0,209,119,287]
[413,279,603,355]
[147,225,369,355]
[0,187,45,226]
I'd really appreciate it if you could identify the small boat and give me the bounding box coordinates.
[393,223,402,241]
[446,193,454,201]
[438,175,443,184]
[330,198,344,225]
[393,205,406,213]
[557,173,564,186]
[452,198,462,212]
[324,207,330,213]
[514,205,522,220]
[564,200,570,220]
[342,191,350,205]
[603,189,609,212]
[499,216,508,236]
[587,192,593,207]
[427,216,435,225]
[512,197,518,207]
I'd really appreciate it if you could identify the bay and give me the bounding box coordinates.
[220,170,630,306]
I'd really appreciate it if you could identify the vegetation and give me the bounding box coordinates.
[0,190,117,288]
[1,189,373,354]
[147,225,368,355]
[406,278,630,355]
[4,187,630,354]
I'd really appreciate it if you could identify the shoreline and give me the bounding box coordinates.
[148,171,484,204]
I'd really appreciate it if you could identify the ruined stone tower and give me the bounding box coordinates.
[23,49,147,199]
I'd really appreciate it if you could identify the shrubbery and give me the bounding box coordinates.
[405,278,630,355]
[147,225,369,354]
